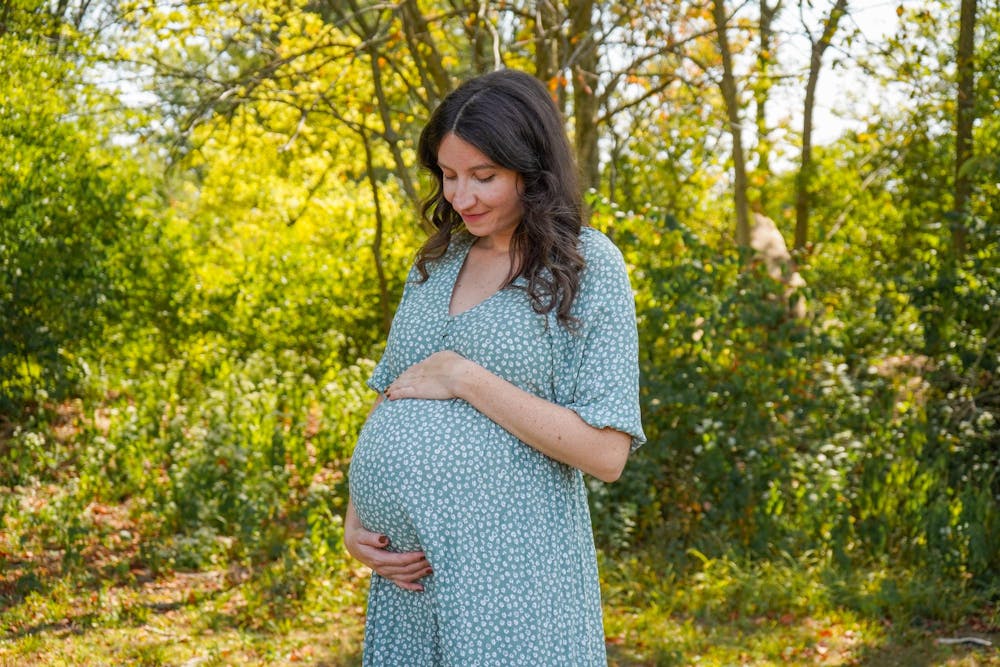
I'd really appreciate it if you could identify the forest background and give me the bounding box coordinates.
[1,0,998,664]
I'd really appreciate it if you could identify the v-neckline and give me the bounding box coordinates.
[447,237,511,319]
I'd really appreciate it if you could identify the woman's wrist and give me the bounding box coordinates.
[449,355,481,401]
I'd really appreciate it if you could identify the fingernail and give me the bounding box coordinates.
[379,536,388,546]
[425,568,433,576]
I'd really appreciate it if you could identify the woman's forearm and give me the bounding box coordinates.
[452,359,630,482]
[385,351,631,482]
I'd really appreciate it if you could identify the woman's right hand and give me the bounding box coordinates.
[344,500,432,592]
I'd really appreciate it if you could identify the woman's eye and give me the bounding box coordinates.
[475,174,495,183]
[442,174,457,181]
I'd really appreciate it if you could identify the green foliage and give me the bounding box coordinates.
[2,1,998,658]
[859,1,1000,585]
[587,195,998,593]
[0,34,151,410]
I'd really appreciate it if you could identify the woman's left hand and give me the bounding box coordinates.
[386,351,472,401]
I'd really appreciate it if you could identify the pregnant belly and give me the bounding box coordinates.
[348,398,515,552]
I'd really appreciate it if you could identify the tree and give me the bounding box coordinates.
[953,0,977,257]
[121,0,713,208]
[793,0,849,250]
[711,0,752,247]
[751,0,782,201]
[0,2,150,409]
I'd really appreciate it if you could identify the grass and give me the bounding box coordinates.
[599,551,999,666]
[1,406,996,665]
[1,557,367,666]
[2,508,996,667]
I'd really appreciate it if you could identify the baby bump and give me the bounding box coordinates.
[348,398,515,551]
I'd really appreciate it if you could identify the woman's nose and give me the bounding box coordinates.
[451,180,475,210]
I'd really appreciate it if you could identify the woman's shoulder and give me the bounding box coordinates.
[577,226,628,278]
[562,227,632,322]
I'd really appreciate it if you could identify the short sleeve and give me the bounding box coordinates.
[552,229,646,450]
[367,265,420,394]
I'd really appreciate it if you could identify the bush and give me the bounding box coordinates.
[0,38,153,412]
[588,198,998,590]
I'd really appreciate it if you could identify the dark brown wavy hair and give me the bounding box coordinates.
[415,68,585,327]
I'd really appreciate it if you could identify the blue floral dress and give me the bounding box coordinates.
[348,227,645,666]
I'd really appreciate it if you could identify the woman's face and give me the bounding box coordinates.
[437,132,524,249]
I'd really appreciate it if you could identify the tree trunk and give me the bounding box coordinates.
[534,0,561,84]
[570,0,599,194]
[399,0,453,108]
[368,47,420,209]
[753,0,782,207]
[794,0,848,250]
[533,1,569,116]
[361,130,392,335]
[339,0,421,209]
[713,0,751,248]
[954,0,977,258]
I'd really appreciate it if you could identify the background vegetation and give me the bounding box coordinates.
[1,0,997,664]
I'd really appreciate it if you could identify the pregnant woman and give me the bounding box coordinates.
[344,68,645,666]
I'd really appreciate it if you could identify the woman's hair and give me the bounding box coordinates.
[415,68,585,327]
